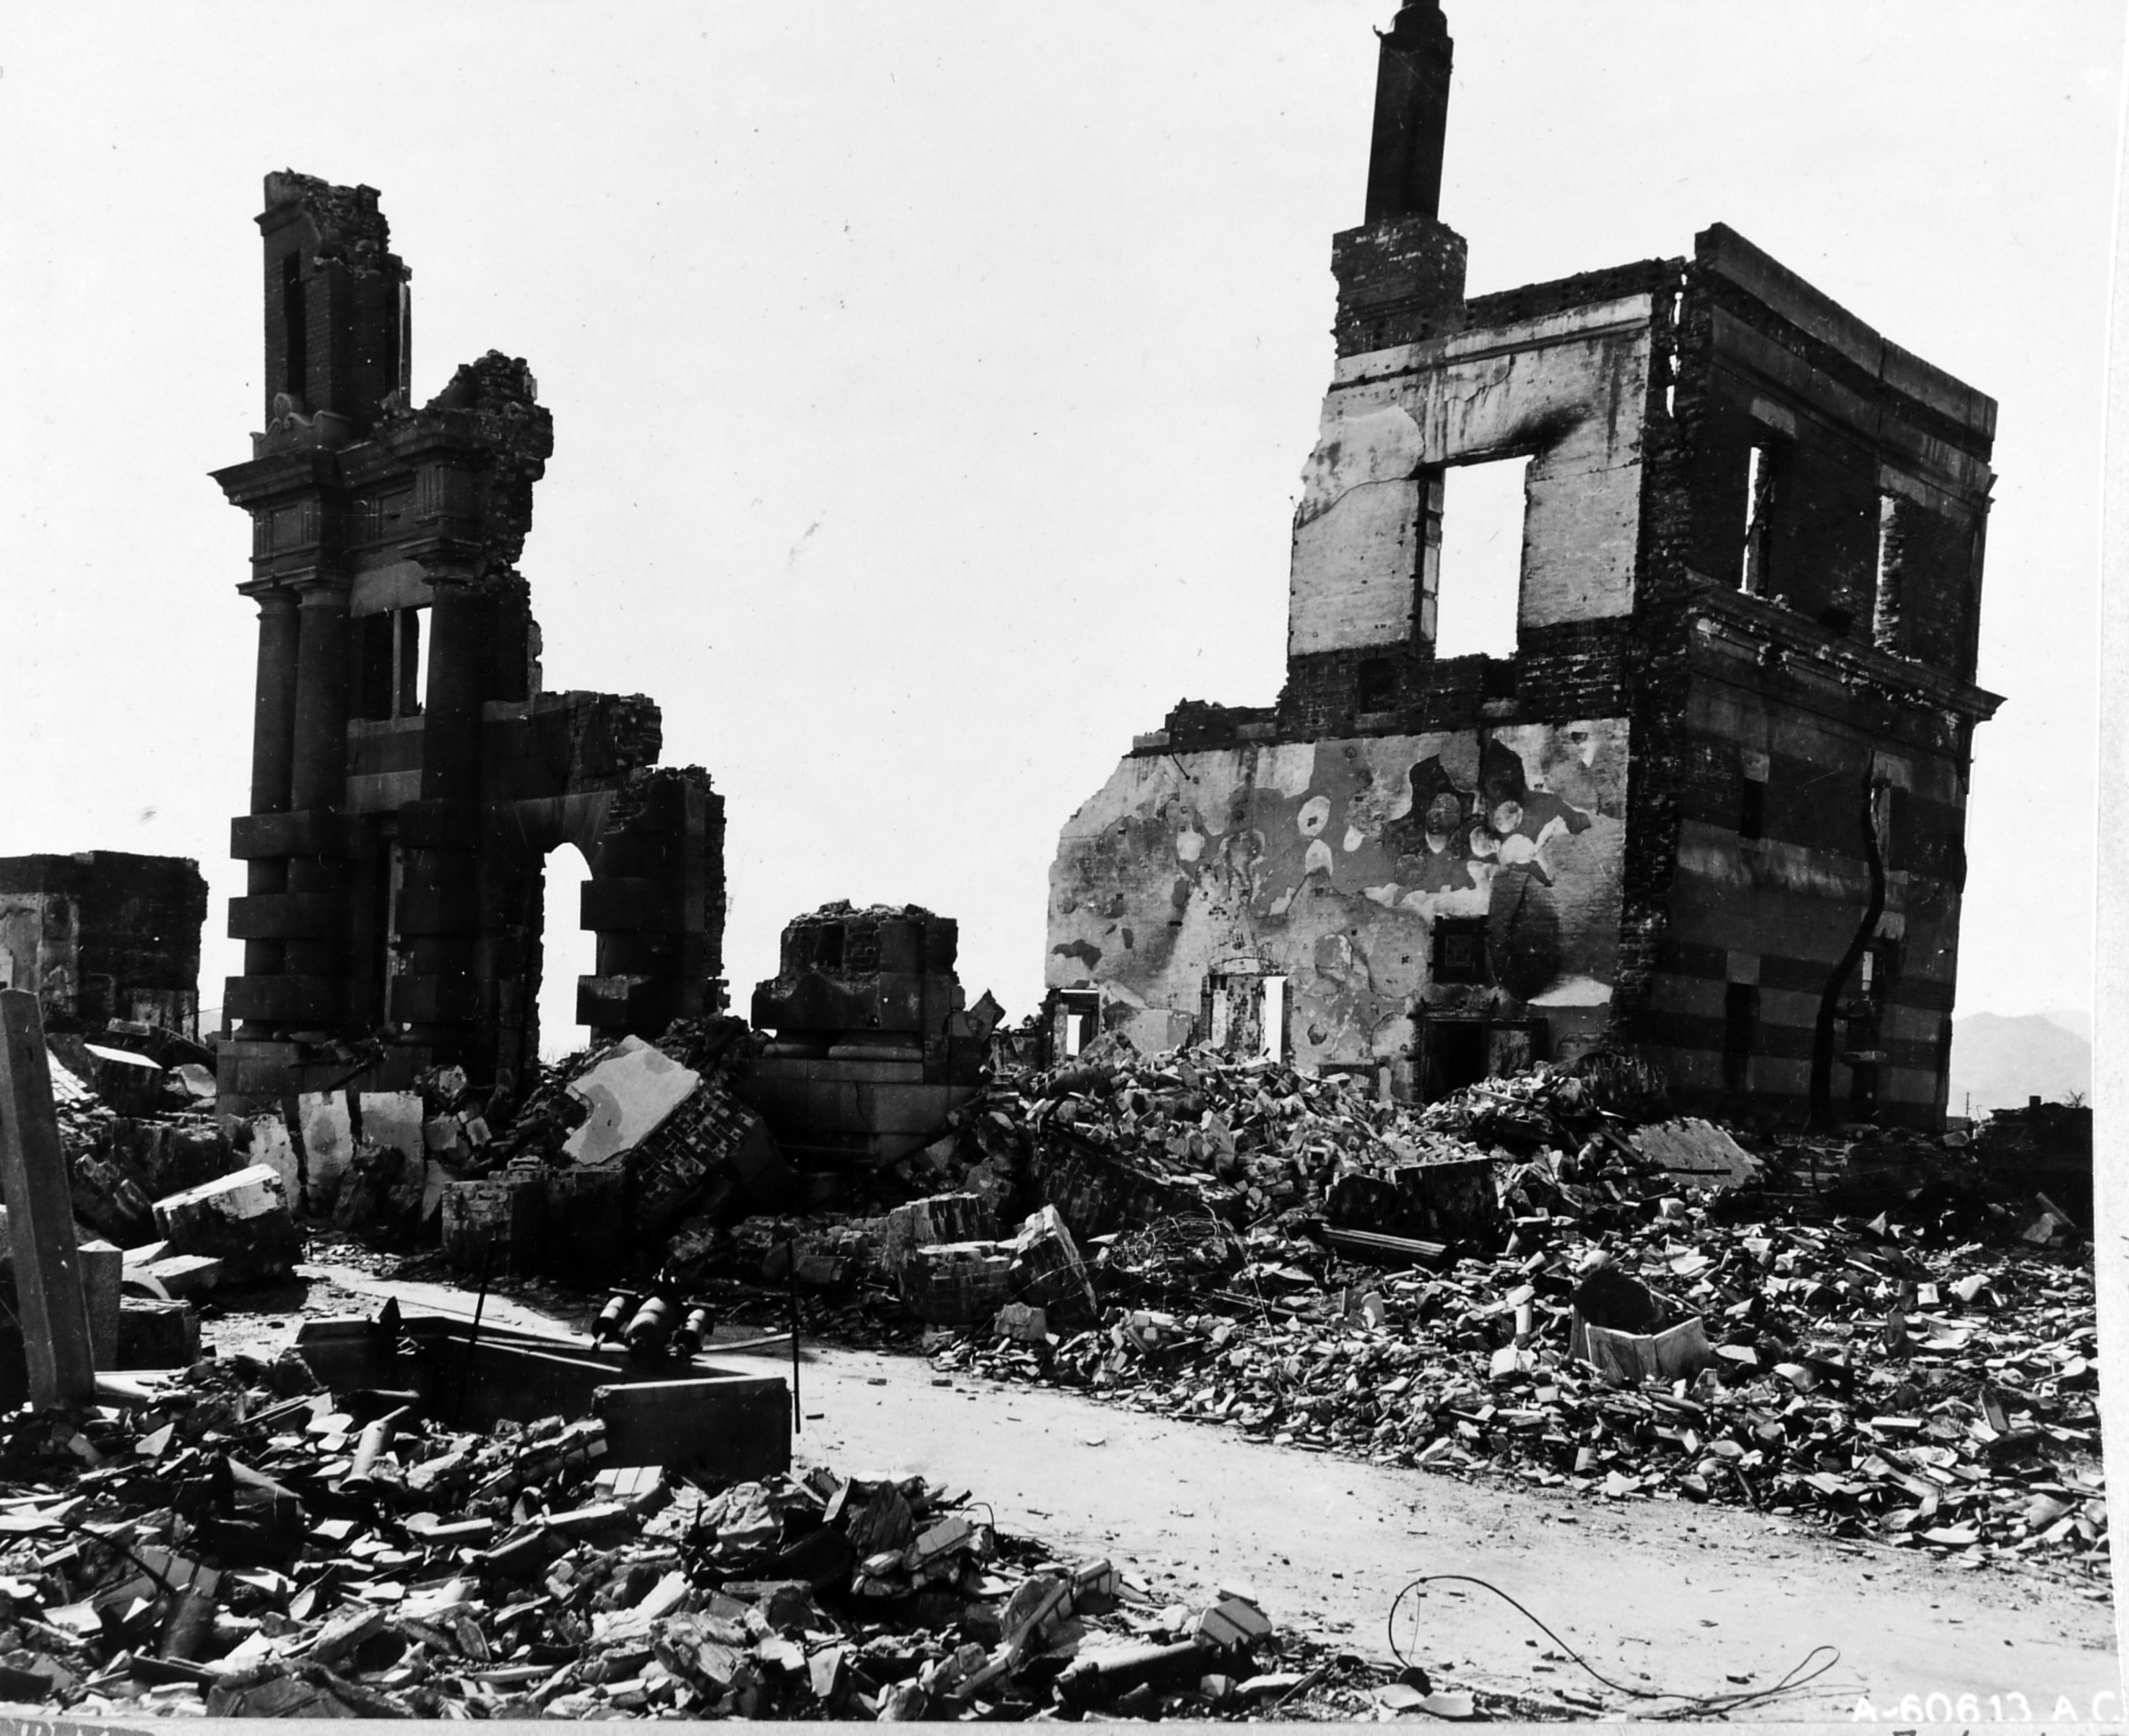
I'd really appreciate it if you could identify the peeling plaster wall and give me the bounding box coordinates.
[1287,295,1657,659]
[1049,721,1629,1071]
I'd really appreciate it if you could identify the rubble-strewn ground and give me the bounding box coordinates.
[33,1025,2115,1717]
[204,1265,2122,1722]
[0,1305,1366,1721]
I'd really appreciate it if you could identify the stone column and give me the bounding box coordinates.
[237,588,300,1031]
[283,573,351,999]
[396,581,491,1052]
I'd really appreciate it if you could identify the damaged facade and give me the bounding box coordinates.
[214,173,724,1119]
[1049,1,1999,1130]
[0,854,208,1041]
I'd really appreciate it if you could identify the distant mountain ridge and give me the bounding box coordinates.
[1946,1011,2090,1119]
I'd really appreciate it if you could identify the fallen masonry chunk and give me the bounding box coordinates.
[1195,1594,1273,1650]
[563,1039,702,1166]
[1007,1204,1098,1324]
[126,1253,222,1300]
[881,1192,995,1278]
[993,1301,1049,1341]
[115,1297,199,1368]
[901,1241,1015,1326]
[149,1165,299,1283]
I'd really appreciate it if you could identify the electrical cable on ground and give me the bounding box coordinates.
[1387,1571,1840,1719]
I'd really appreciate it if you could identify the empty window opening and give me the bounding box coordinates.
[1740,440,1777,594]
[281,254,307,398]
[538,845,596,1062]
[357,608,428,720]
[1872,494,1903,651]
[813,924,845,971]
[406,606,429,716]
[1356,658,1395,712]
[1722,982,1759,1093]
[1739,774,1766,841]
[1432,456,1528,658]
[1053,989,1100,1060]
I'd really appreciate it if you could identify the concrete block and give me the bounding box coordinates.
[135,1254,225,1300]
[152,1164,300,1283]
[77,1238,120,1369]
[563,1039,701,1165]
[1194,1595,1272,1651]
[116,1296,199,1368]
[591,1374,791,1482]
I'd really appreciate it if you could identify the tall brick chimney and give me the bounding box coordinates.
[1363,1,1454,225]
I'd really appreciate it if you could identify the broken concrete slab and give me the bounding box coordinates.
[129,1254,224,1301]
[591,1376,792,1483]
[1571,1313,1712,1386]
[246,1113,299,1197]
[1630,1119,1762,1189]
[563,1038,701,1166]
[296,1091,354,1214]
[357,1091,425,1166]
[150,1164,300,1283]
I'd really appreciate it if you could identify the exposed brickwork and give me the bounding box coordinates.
[1464,257,1681,330]
[1067,17,1999,1134]
[1330,216,1468,357]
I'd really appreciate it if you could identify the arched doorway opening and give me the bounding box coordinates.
[538,843,596,1062]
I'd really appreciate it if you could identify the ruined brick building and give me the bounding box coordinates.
[1049,2,1999,1129]
[214,173,723,1118]
[0,853,208,1040]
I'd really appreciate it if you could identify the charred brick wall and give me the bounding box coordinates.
[1049,14,2000,1131]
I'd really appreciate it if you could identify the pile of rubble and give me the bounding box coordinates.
[930,1173,2104,1579]
[0,1355,1347,1720]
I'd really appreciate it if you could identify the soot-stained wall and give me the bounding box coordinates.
[1049,721,1627,1072]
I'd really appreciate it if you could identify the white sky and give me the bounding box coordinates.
[1,2,2117,1038]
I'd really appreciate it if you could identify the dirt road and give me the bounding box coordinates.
[237,1267,2119,1722]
